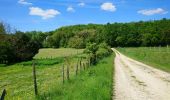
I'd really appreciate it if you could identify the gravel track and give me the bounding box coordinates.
[112,48,170,100]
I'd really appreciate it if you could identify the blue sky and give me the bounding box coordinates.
[0,0,170,32]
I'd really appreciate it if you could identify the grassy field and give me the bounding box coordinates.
[117,47,170,72]
[0,48,114,100]
[34,48,84,59]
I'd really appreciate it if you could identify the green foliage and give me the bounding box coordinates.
[11,31,40,62]
[0,23,40,64]
[46,24,103,48]
[96,43,113,59]
[68,36,85,48]
[0,39,14,63]
[25,31,48,48]
[84,43,98,65]
[45,19,170,48]
[84,43,98,54]
[84,42,112,65]
[0,22,6,34]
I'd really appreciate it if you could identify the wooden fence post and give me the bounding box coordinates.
[0,89,7,100]
[76,59,79,75]
[62,64,65,84]
[32,61,38,95]
[79,58,82,72]
[66,64,70,80]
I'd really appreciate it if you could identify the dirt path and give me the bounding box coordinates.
[112,48,170,100]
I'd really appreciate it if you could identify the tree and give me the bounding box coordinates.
[0,22,6,34]
[68,36,85,48]
[12,31,40,61]
[84,43,98,65]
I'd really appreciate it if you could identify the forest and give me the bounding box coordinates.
[0,18,170,64]
[45,18,170,48]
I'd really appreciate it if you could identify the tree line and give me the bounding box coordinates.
[0,18,170,64]
[45,18,170,48]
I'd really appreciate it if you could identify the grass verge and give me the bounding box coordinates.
[117,47,170,72]
[38,54,115,100]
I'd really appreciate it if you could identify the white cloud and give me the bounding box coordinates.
[78,2,85,7]
[67,6,75,12]
[29,7,60,19]
[101,2,116,12]
[18,0,32,5]
[138,8,168,16]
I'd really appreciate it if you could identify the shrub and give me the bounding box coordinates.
[84,42,112,65]
[0,31,40,64]
[68,36,85,49]
[96,43,112,59]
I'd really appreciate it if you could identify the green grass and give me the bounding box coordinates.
[117,47,170,72]
[34,48,84,59]
[38,54,115,100]
[0,48,115,100]
[0,48,84,100]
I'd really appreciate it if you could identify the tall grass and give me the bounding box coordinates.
[117,47,170,72]
[0,48,83,100]
[38,54,115,100]
[0,48,115,100]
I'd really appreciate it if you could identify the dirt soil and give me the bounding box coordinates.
[112,48,170,100]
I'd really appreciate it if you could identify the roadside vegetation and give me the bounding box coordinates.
[38,53,115,100]
[0,44,114,100]
[117,47,170,72]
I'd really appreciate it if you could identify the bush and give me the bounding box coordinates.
[84,42,112,65]
[96,43,112,59]
[0,31,40,64]
[12,31,40,62]
[68,36,85,49]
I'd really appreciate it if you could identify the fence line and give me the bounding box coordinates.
[61,57,91,83]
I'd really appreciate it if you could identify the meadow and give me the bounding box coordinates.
[117,47,170,72]
[0,48,114,100]
[34,48,84,59]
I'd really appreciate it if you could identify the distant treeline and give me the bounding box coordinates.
[44,18,170,48]
[0,18,170,64]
